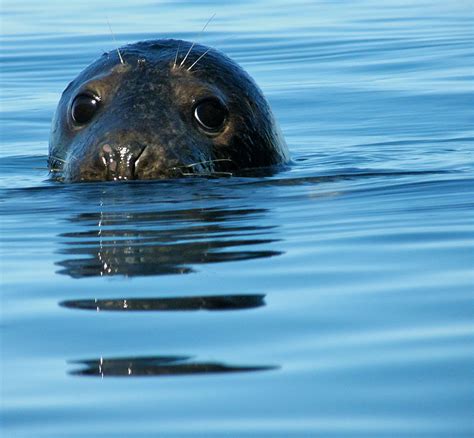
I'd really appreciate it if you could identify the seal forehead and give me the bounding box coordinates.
[73,39,253,102]
[88,49,235,110]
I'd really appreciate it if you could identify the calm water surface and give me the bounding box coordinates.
[1,1,473,437]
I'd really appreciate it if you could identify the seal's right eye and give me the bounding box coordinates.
[71,94,100,124]
[193,98,228,134]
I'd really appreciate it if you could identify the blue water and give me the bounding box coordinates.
[1,1,474,437]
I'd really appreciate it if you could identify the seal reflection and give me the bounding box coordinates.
[70,356,277,377]
[57,206,281,277]
[58,199,281,377]
[60,294,266,312]
[64,294,275,377]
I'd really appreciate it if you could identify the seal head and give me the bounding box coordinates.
[49,39,289,182]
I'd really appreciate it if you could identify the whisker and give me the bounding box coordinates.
[49,155,67,164]
[179,13,216,68]
[180,171,233,178]
[184,158,233,168]
[106,16,124,64]
[173,42,181,69]
[48,153,80,177]
[187,48,212,71]
[208,171,233,177]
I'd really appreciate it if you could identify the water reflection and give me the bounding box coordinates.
[57,206,282,277]
[57,194,281,378]
[70,355,277,377]
[60,294,266,312]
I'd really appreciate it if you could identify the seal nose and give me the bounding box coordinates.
[100,143,146,180]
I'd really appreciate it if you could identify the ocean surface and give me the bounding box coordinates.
[1,0,473,437]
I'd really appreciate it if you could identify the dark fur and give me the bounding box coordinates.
[49,39,289,182]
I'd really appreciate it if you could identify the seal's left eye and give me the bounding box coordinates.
[71,94,100,124]
[194,98,228,133]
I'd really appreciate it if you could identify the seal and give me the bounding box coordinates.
[49,39,289,182]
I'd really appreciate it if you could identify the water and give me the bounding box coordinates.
[1,0,473,436]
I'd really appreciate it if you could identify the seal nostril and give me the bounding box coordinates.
[133,145,147,168]
[102,144,113,154]
[99,143,147,181]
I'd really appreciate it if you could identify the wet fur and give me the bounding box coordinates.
[49,39,289,182]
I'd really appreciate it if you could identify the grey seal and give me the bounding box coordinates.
[49,39,289,182]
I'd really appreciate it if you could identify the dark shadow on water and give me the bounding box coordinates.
[56,206,282,278]
[60,294,266,312]
[70,355,277,377]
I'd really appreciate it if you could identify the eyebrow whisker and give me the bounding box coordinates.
[187,48,212,71]
[173,42,181,69]
[179,13,216,68]
[106,16,124,64]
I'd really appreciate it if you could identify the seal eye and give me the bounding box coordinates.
[71,94,100,124]
[194,98,228,133]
